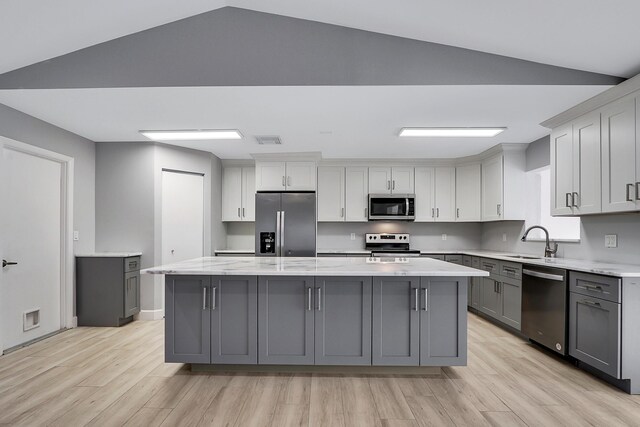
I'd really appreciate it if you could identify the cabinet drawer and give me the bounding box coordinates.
[471,257,480,268]
[569,292,620,378]
[480,258,499,274]
[462,256,472,267]
[124,256,141,273]
[570,272,620,303]
[499,261,522,280]
[444,255,463,265]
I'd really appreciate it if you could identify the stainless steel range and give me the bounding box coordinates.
[365,233,421,257]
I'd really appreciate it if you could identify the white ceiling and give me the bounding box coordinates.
[0,85,610,159]
[2,1,640,77]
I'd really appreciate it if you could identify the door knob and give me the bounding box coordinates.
[2,260,18,268]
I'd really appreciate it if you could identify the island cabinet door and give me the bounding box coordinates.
[165,275,211,364]
[210,276,258,364]
[258,276,315,365]
[315,277,372,365]
[420,277,467,366]
[372,277,420,366]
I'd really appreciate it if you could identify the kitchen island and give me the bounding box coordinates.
[144,256,488,368]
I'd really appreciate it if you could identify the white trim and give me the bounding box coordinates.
[0,136,75,353]
[138,309,164,321]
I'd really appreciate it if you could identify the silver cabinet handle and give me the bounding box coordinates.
[497,204,502,216]
[493,281,497,293]
[636,182,640,201]
[436,208,440,218]
[392,180,396,190]
[202,287,207,310]
[211,287,217,310]
[341,207,345,218]
[565,193,571,208]
[578,283,603,292]
[422,288,428,311]
[572,192,579,208]
[317,287,322,311]
[307,287,313,311]
[581,299,601,307]
[282,176,285,187]
[280,211,285,253]
[456,208,460,219]
[387,180,390,190]
[431,208,435,218]
[626,183,634,202]
[287,176,291,186]
[413,288,419,311]
[238,207,241,218]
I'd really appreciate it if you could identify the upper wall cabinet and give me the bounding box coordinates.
[255,161,316,192]
[317,166,369,222]
[369,167,414,194]
[455,164,482,222]
[414,167,456,222]
[602,96,639,213]
[551,112,602,216]
[223,167,255,222]
[481,152,525,221]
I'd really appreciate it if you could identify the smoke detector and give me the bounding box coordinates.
[255,135,282,145]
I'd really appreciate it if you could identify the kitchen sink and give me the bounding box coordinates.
[503,255,542,260]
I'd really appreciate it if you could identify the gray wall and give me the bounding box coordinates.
[95,142,226,314]
[0,103,95,255]
[526,135,550,171]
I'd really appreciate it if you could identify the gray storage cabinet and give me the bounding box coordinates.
[76,256,141,327]
[498,276,522,329]
[315,277,372,365]
[569,272,622,378]
[211,276,258,364]
[372,277,420,366]
[258,276,315,365]
[479,276,500,318]
[476,258,522,331]
[165,275,211,364]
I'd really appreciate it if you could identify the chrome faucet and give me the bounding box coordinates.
[521,225,558,258]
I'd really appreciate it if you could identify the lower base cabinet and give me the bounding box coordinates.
[372,277,467,366]
[498,276,522,329]
[165,275,257,364]
[479,277,500,317]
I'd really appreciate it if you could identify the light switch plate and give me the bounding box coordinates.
[442,234,447,241]
[73,231,79,241]
[605,234,618,248]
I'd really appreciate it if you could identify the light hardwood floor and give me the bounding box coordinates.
[1,313,639,426]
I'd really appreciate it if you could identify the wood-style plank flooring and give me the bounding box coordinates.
[1,313,639,426]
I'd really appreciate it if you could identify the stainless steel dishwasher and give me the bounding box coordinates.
[522,266,568,355]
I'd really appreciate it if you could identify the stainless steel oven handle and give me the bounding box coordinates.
[523,269,564,281]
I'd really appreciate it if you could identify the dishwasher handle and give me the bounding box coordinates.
[523,268,564,282]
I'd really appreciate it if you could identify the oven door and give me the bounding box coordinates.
[368,194,415,220]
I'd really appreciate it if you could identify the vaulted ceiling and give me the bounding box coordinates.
[0,2,635,159]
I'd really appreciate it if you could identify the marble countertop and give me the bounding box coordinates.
[143,256,489,277]
[76,252,142,258]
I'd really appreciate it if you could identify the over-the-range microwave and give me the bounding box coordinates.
[368,194,415,221]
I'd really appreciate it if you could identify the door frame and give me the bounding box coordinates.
[0,136,75,353]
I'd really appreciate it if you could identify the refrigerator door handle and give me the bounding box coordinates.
[281,211,286,256]
[276,211,281,257]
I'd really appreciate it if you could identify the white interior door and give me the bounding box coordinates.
[161,170,205,265]
[1,145,63,351]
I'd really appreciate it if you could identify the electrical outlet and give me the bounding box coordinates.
[605,234,618,248]
[502,233,507,242]
[73,231,79,241]
[350,233,356,241]
[442,234,447,241]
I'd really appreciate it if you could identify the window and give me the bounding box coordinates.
[524,166,580,241]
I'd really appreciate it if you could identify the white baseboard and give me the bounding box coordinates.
[72,316,78,328]
[138,309,164,321]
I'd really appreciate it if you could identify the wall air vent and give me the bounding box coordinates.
[255,136,282,145]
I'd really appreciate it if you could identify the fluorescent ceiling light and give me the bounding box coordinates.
[140,129,242,141]
[399,128,506,137]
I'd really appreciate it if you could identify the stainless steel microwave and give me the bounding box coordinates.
[368,194,415,221]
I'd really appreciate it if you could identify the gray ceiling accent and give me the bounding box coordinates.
[0,7,622,89]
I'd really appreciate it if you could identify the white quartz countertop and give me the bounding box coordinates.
[143,256,489,277]
[76,252,142,258]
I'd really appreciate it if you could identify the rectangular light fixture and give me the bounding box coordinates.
[399,127,506,137]
[140,129,242,141]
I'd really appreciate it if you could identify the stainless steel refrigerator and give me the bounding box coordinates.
[255,192,316,257]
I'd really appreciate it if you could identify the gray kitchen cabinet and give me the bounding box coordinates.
[165,275,211,364]
[420,277,467,366]
[498,276,522,329]
[469,257,481,309]
[372,277,420,366]
[479,277,500,318]
[76,255,141,327]
[421,254,445,260]
[315,277,372,365]
[569,292,621,378]
[210,276,257,364]
[444,254,463,265]
[258,276,315,365]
